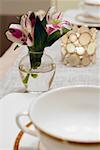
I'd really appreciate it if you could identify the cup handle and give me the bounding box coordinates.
[16,112,38,137]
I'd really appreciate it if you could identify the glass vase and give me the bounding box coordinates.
[19,51,56,92]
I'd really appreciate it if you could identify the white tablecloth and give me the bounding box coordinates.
[0,31,100,99]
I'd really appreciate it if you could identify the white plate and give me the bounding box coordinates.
[76,13,100,24]
[0,93,41,150]
[63,9,100,28]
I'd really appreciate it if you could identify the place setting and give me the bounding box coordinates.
[4,86,100,150]
[1,85,99,150]
[0,1,100,150]
[63,0,100,28]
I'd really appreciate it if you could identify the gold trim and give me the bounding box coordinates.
[13,122,40,150]
[76,14,100,24]
[33,123,100,145]
[85,2,100,7]
[13,121,100,149]
[49,68,56,88]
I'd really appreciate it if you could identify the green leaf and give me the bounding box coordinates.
[23,73,30,84]
[62,27,70,35]
[47,30,61,47]
[31,74,38,78]
[41,15,47,28]
[28,47,43,69]
[41,7,50,28]
[34,16,48,51]
[47,28,70,47]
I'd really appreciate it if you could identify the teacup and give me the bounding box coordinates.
[16,86,100,150]
[80,0,100,18]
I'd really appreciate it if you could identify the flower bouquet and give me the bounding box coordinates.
[6,7,71,91]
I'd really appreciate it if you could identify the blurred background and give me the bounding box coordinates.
[0,0,79,56]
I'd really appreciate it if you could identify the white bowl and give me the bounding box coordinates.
[16,86,100,150]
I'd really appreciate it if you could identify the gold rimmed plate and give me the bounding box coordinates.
[76,13,100,24]
[63,9,100,29]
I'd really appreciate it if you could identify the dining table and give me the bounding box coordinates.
[0,32,100,99]
[0,9,100,150]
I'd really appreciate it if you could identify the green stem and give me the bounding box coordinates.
[29,52,43,69]
[23,73,30,85]
[28,46,44,69]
